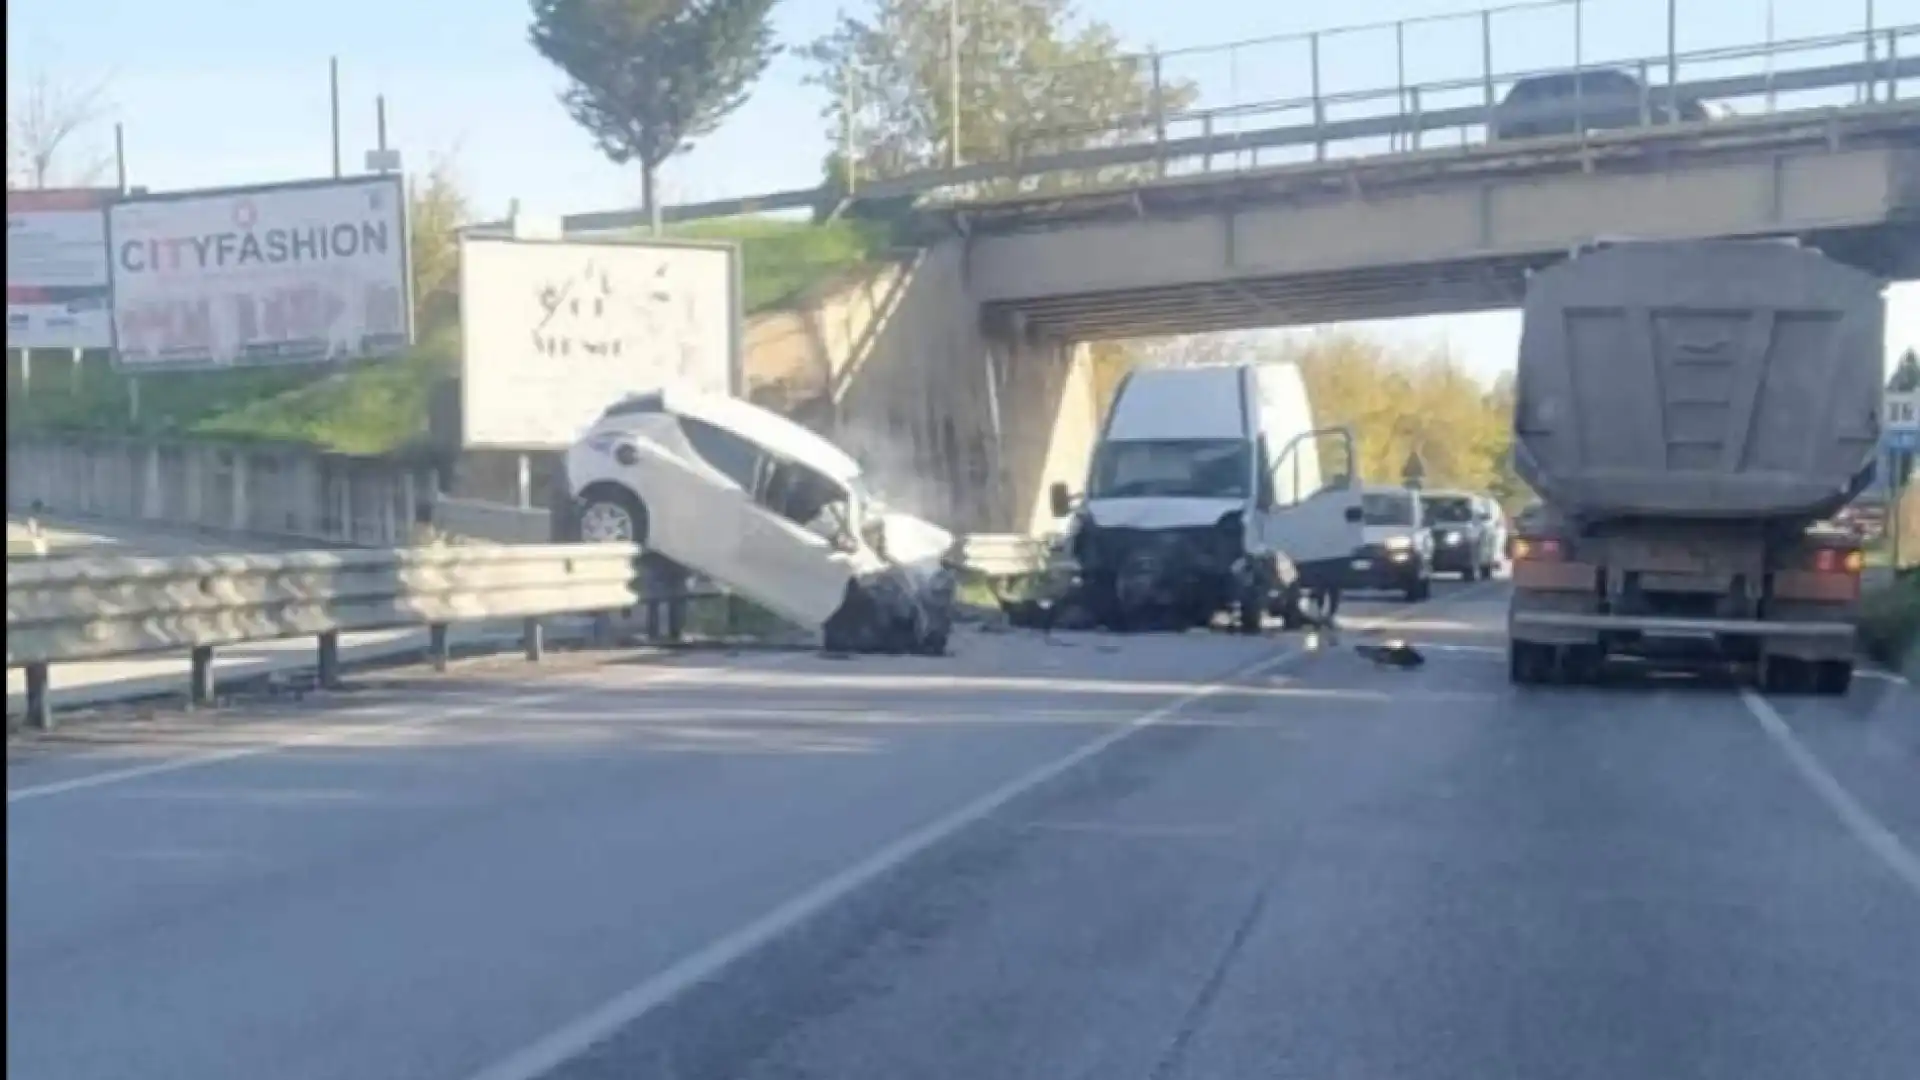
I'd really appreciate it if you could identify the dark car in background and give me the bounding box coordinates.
[1490,69,1726,142]
[1423,491,1502,581]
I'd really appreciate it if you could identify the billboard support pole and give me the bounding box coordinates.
[128,373,140,424]
[375,95,389,168]
[114,123,127,194]
[330,57,342,179]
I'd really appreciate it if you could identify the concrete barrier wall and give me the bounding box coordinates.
[6,436,439,548]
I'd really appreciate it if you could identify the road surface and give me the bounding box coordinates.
[8,580,1917,1080]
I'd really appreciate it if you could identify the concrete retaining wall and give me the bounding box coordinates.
[6,436,439,548]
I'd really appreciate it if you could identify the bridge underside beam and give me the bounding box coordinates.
[963,105,1920,340]
[988,222,1920,341]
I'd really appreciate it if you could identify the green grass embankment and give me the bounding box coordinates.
[1859,568,1920,677]
[6,218,891,456]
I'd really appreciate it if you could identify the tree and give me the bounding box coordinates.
[7,73,113,189]
[408,156,472,337]
[1891,348,1920,393]
[530,0,779,224]
[802,0,1197,196]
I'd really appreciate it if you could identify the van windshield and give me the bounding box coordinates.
[1423,496,1474,524]
[1089,439,1249,499]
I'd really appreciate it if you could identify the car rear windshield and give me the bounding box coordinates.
[1423,496,1474,524]
[1362,492,1416,526]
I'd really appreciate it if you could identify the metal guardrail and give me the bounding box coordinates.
[5,543,646,730]
[958,534,1056,580]
[549,23,1918,232]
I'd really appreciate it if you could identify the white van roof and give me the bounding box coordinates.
[1107,364,1251,441]
[643,385,865,484]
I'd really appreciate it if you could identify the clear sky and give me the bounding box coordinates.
[9,0,1916,380]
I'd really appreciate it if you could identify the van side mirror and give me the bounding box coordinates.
[1343,506,1364,523]
[1048,482,1072,519]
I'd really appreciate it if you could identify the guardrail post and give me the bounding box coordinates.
[317,631,341,689]
[1201,113,1214,171]
[523,617,544,662]
[25,662,53,731]
[1638,60,1653,126]
[1409,87,1422,152]
[429,624,450,672]
[189,646,214,707]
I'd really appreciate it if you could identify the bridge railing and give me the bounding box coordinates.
[560,19,1919,233]
[1008,26,1916,172]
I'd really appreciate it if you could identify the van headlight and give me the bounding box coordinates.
[1384,535,1413,552]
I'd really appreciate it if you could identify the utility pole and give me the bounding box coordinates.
[949,0,962,168]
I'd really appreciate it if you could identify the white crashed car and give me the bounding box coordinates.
[559,386,959,654]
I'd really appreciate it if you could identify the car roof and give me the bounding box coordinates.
[649,385,864,484]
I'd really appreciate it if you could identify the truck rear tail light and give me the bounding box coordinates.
[1511,537,1563,562]
[1808,548,1864,574]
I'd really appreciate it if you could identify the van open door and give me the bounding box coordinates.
[1251,427,1366,570]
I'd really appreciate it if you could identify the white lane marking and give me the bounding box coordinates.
[458,587,1489,1080]
[6,655,804,804]
[1740,689,1920,900]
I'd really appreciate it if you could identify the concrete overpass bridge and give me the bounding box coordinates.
[951,103,1920,340]
[522,22,1920,536]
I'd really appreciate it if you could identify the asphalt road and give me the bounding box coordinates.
[8,580,1917,1080]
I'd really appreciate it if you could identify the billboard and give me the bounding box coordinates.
[107,175,411,370]
[6,188,116,350]
[459,235,741,448]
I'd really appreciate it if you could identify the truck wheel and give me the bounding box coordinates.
[1812,660,1852,697]
[1559,644,1604,686]
[1759,655,1808,696]
[1509,641,1551,685]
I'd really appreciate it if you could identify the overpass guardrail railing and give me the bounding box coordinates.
[552,15,1919,232]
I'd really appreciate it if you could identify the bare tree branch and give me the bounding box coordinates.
[7,73,115,189]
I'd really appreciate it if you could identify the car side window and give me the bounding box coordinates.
[757,458,851,543]
[677,417,763,490]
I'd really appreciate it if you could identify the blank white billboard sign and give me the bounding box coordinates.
[459,236,740,448]
[108,175,411,370]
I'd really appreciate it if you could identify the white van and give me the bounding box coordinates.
[1047,362,1365,631]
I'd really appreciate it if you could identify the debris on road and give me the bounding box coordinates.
[1355,639,1426,669]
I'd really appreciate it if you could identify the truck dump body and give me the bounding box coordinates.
[1513,240,1884,524]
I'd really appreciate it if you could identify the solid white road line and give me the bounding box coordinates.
[458,585,1498,1080]
[1740,688,1920,901]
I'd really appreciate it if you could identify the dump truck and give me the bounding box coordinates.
[1506,239,1882,694]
